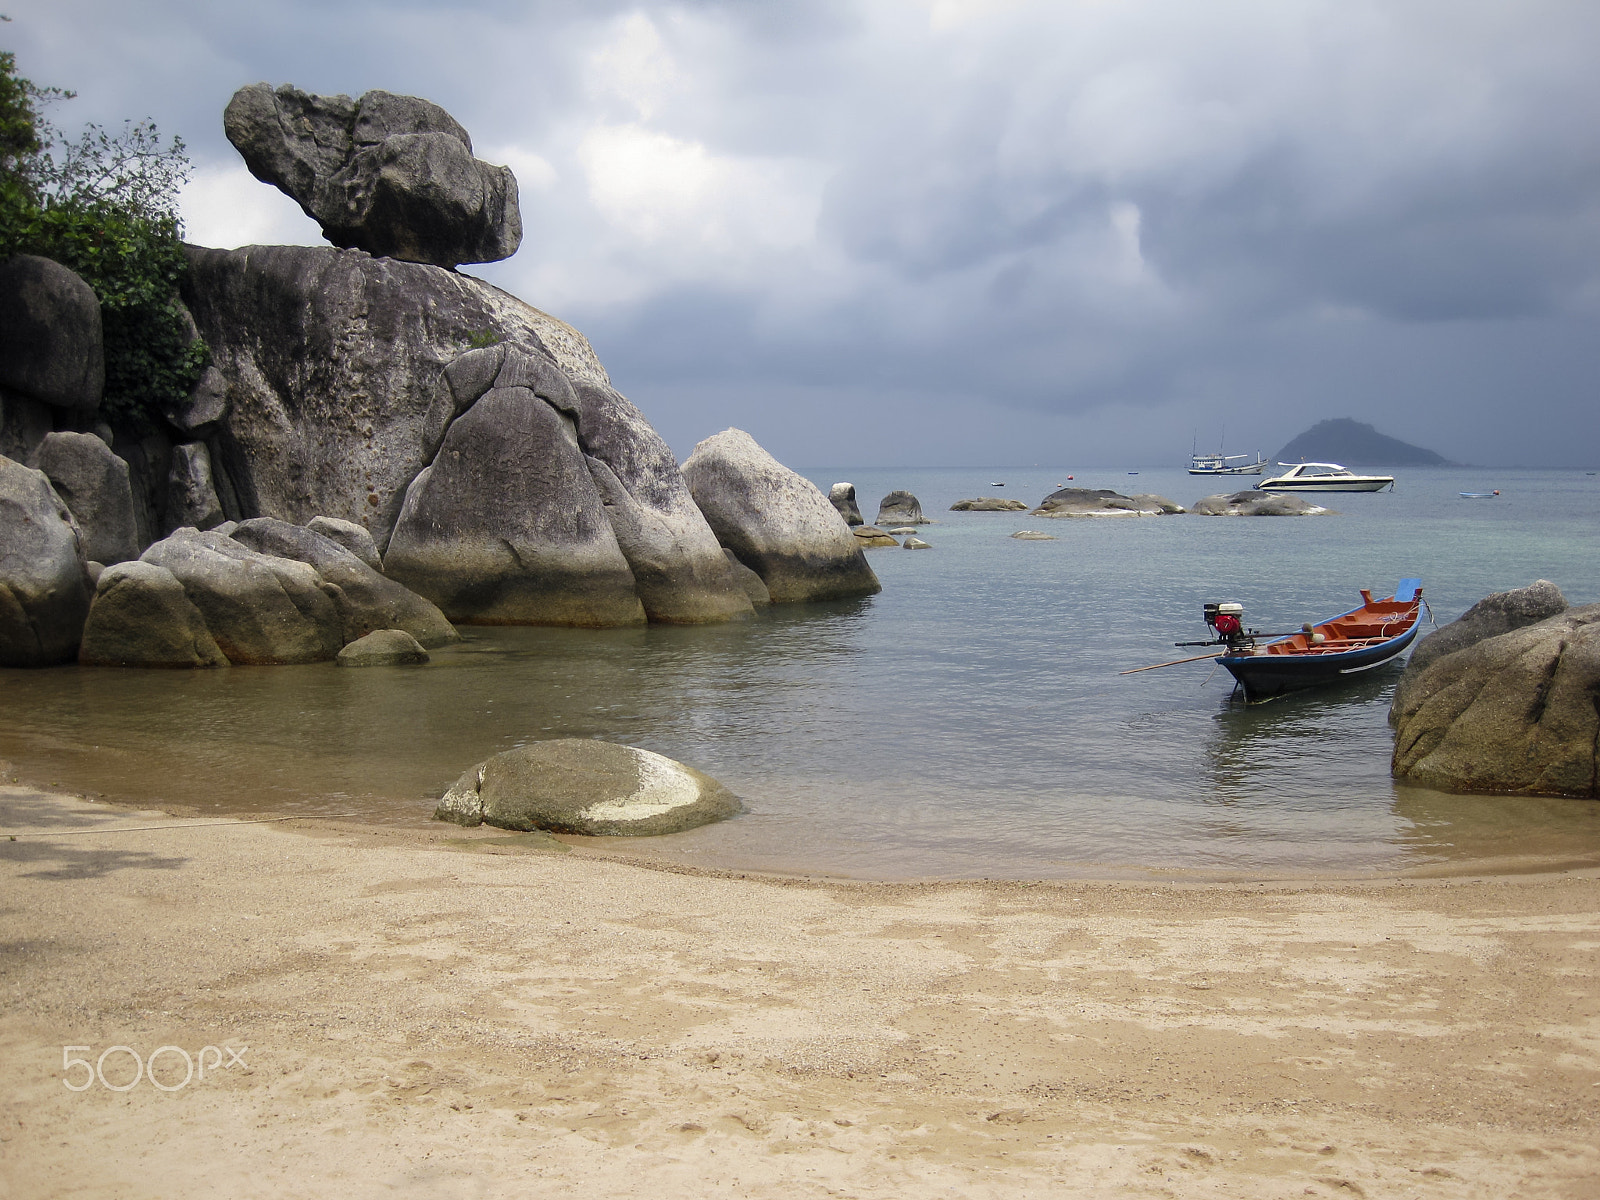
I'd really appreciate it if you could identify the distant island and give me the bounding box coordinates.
[1273,418,1454,467]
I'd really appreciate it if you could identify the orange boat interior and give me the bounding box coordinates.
[1259,589,1422,657]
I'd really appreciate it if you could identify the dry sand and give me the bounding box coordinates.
[1,781,1597,1199]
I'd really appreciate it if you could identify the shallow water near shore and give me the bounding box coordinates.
[4,465,1599,879]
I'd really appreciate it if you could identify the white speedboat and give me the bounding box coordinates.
[1257,462,1395,492]
[1189,451,1268,475]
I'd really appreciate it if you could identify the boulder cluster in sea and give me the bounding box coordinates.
[0,84,881,669]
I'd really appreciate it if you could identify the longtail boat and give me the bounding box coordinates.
[1206,579,1424,701]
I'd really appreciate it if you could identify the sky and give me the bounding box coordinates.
[6,0,1599,467]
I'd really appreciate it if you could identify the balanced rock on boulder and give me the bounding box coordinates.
[435,740,740,836]
[224,84,520,268]
[681,429,881,604]
[1391,585,1600,797]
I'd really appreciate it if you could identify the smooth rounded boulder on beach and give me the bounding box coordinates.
[950,497,1027,511]
[78,561,229,668]
[681,429,881,604]
[336,628,429,666]
[229,517,459,647]
[434,740,740,836]
[1191,491,1331,516]
[0,455,93,666]
[876,490,926,524]
[27,431,138,565]
[139,528,344,665]
[1403,579,1567,675]
[1390,599,1600,797]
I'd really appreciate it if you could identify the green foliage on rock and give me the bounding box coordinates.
[0,41,205,428]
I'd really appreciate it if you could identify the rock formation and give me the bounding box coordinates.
[1191,491,1332,516]
[1032,488,1184,517]
[27,432,139,565]
[852,526,899,548]
[876,490,926,524]
[1403,579,1567,675]
[0,455,93,666]
[681,429,882,604]
[1390,586,1600,797]
[0,255,104,419]
[336,628,430,667]
[828,483,864,526]
[950,497,1027,511]
[306,516,383,571]
[78,561,230,668]
[435,740,740,836]
[223,84,520,268]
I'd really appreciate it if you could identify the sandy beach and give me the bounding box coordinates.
[1,780,1597,1199]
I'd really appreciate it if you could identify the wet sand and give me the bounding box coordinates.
[2,781,1597,1199]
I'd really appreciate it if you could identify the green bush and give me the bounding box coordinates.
[0,43,206,429]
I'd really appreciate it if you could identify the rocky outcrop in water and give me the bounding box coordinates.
[828,483,864,526]
[681,429,881,604]
[950,497,1027,511]
[876,490,926,524]
[27,432,139,565]
[435,740,740,836]
[1390,582,1600,797]
[223,84,520,268]
[1032,488,1184,517]
[1191,491,1332,516]
[0,455,93,666]
[336,628,429,666]
[852,526,899,548]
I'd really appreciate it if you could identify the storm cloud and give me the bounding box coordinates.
[7,0,1598,465]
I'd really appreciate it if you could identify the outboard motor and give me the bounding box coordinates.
[1203,601,1248,649]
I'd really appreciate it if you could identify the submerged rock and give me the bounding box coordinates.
[951,497,1027,511]
[336,628,429,666]
[1010,530,1056,540]
[1032,488,1184,517]
[681,429,881,604]
[852,525,899,548]
[434,740,740,836]
[1191,491,1332,516]
[1391,599,1600,797]
[903,536,932,549]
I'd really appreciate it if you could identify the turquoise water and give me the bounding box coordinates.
[3,465,1598,878]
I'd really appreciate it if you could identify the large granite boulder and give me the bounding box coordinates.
[828,483,864,526]
[0,455,93,666]
[1391,601,1600,797]
[950,497,1027,511]
[876,490,927,524]
[1191,491,1332,516]
[27,432,139,565]
[79,561,229,668]
[223,84,520,268]
[1405,580,1568,675]
[680,429,882,604]
[434,740,740,836]
[1032,488,1184,517]
[384,354,646,628]
[140,528,344,664]
[570,379,752,624]
[0,255,104,415]
[229,517,459,646]
[180,244,609,552]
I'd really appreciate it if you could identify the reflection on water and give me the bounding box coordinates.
[3,464,1599,880]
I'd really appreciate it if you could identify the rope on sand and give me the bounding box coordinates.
[2,814,361,839]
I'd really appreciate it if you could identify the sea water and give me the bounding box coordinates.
[3,466,1599,879]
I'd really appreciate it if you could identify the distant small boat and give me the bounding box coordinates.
[1213,580,1424,702]
[1258,462,1395,493]
[1459,491,1500,498]
[1189,451,1268,475]
[1127,471,1139,475]
[989,482,1004,486]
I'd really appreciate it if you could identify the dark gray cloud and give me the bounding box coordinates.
[7,0,1598,466]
